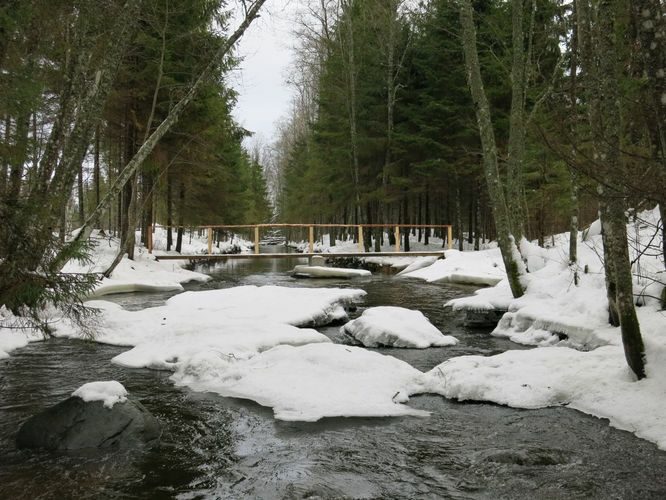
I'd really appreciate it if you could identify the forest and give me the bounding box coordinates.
[1,2,666,493]
[0,0,665,380]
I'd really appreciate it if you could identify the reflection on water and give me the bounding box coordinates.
[2,246,666,499]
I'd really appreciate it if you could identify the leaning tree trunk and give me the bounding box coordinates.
[459,0,525,298]
[53,0,268,271]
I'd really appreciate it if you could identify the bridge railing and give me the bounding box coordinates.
[147,223,453,255]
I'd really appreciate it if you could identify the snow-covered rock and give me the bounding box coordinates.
[341,306,458,348]
[173,343,429,421]
[17,386,160,450]
[293,265,371,279]
[403,249,505,286]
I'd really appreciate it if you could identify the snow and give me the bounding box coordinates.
[416,206,666,450]
[418,305,666,449]
[62,230,210,297]
[402,249,505,286]
[165,286,366,327]
[0,307,43,359]
[292,265,371,279]
[341,306,458,348]
[52,286,366,372]
[0,330,30,360]
[173,343,429,421]
[396,256,439,276]
[72,381,128,408]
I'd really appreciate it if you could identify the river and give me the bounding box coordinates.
[1,251,666,499]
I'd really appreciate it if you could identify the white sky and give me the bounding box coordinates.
[229,0,300,147]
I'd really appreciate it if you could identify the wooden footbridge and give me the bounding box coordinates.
[149,223,452,261]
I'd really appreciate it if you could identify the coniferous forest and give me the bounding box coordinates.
[2,1,666,495]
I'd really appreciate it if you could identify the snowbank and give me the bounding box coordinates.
[341,306,458,348]
[53,286,366,370]
[292,265,372,279]
[0,307,43,359]
[418,305,666,449]
[402,248,505,286]
[417,206,666,450]
[173,343,429,421]
[62,230,210,297]
[72,381,128,408]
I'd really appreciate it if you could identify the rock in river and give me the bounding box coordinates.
[16,382,161,451]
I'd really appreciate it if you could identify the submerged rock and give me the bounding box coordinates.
[16,396,161,451]
[463,308,506,328]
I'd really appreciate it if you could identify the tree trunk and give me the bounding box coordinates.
[175,181,185,253]
[576,0,646,378]
[506,0,528,239]
[77,162,85,225]
[166,173,173,251]
[459,0,525,297]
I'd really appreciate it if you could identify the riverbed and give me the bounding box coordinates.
[1,253,666,499]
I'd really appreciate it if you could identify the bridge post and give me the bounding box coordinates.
[395,226,400,252]
[447,225,453,250]
[254,226,260,254]
[207,227,213,255]
[308,226,314,253]
[358,225,364,252]
[147,224,153,254]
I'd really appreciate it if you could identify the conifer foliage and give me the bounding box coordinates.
[0,0,270,327]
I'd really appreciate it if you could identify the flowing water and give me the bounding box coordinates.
[1,250,666,499]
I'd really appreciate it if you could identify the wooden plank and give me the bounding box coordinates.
[207,227,213,255]
[358,225,364,252]
[147,224,153,254]
[254,226,260,254]
[308,226,314,253]
[155,251,446,261]
[394,226,400,252]
[447,225,453,250]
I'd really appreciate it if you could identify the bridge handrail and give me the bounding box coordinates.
[146,223,453,255]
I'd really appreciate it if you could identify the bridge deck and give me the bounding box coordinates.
[155,251,446,261]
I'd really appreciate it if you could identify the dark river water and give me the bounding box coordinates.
[1,250,666,499]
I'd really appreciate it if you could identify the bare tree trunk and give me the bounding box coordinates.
[77,163,85,225]
[94,124,100,208]
[459,0,525,297]
[166,173,173,251]
[568,1,579,283]
[175,180,185,253]
[576,0,646,378]
[506,0,527,238]
[455,175,463,251]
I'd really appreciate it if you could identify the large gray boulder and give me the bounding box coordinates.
[16,396,161,450]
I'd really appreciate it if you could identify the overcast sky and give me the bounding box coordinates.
[229,0,300,147]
